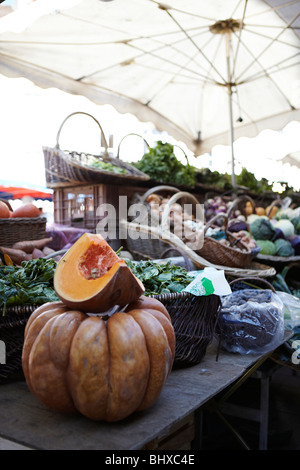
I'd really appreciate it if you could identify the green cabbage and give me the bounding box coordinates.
[247,214,267,224]
[274,238,295,257]
[256,240,276,255]
[292,216,300,234]
[250,217,276,240]
[275,208,295,220]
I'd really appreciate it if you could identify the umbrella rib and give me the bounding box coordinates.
[231,0,249,82]
[161,8,227,84]
[242,56,300,83]
[242,25,300,49]
[246,0,300,20]
[147,0,215,22]
[233,34,297,110]
[76,29,219,85]
[236,10,300,81]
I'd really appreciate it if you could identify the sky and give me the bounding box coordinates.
[1,74,300,193]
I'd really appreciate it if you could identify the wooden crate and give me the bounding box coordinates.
[52,182,148,250]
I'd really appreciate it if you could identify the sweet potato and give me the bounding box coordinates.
[0,246,28,265]
[32,248,45,259]
[42,246,56,256]
[12,237,53,254]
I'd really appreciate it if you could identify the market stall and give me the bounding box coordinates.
[0,0,300,452]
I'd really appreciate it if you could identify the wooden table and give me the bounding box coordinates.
[0,336,291,451]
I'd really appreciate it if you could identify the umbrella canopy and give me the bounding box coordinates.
[0,0,299,185]
[0,184,52,201]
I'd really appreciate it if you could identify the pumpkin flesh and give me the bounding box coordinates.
[54,233,144,312]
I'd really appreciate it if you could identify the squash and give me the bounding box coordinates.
[11,203,40,218]
[256,207,266,216]
[54,233,145,312]
[22,300,175,422]
[0,201,10,218]
[245,201,253,216]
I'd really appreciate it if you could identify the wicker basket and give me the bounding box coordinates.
[0,217,47,247]
[152,291,221,367]
[0,305,36,384]
[197,212,253,268]
[120,219,276,278]
[43,112,150,188]
[125,185,182,259]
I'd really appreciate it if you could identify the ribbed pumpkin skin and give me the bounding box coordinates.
[22,299,175,422]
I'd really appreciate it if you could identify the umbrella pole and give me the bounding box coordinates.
[225,32,237,189]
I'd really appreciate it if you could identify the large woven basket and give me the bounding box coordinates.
[0,217,47,247]
[197,212,253,268]
[125,185,182,259]
[0,305,36,384]
[43,112,150,188]
[152,291,221,367]
[120,220,277,278]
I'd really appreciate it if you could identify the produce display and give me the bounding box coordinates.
[0,237,53,265]
[22,234,175,422]
[0,201,42,219]
[126,259,194,295]
[10,203,41,218]
[204,196,300,258]
[134,141,195,187]
[0,258,58,314]
[90,157,127,174]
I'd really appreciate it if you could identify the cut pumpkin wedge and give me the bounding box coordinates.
[54,233,145,312]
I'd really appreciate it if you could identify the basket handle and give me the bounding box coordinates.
[140,185,180,204]
[173,144,190,166]
[160,247,194,271]
[116,133,150,160]
[265,198,283,217]
[161,191,203,233]
[229,276,276,292]
[227,195,256,219]
[203,212,228,233]
[55,111,109,157]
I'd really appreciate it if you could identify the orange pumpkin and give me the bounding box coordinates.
[0,201,10,218]
[12,203,40,218]
[54,233,145,312]
[22,299,175,422]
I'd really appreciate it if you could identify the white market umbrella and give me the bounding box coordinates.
[0,0,300,187]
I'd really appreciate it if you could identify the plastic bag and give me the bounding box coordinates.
[218,289,285,354]
[276,291,300,329]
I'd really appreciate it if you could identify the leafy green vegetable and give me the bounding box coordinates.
[126,259,193,296]
[250,217,276,240]
[292,216,300,234]
[90,158,127,174]
[236,168,273,194]
[274,238,295,257]
[256,239,276,255]
[133,141,195,187]
[0,258,59,315]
